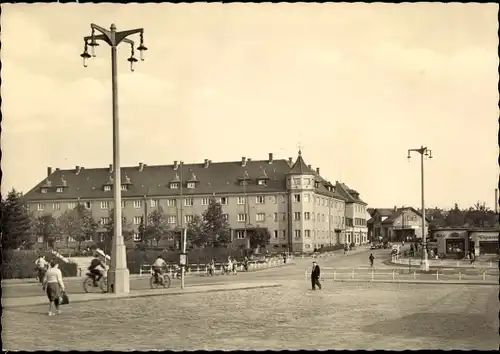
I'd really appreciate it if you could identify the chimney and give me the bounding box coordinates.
[268,153,273,164]
[316,167,320,174]
[55,168,60,171]
[394,205,397,211]
[241,157,247,167]
[109,164,113,173]
[138,162,144,171]
[247,158,252,162]
[75,166,82,175]
[308,164,312,169]
[495,189,498,214]
[204,159,210,168]
[47,167,52,177]
[288,157,293,165]
[173,161,179,170]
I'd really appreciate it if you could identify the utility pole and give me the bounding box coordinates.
[244,170,249,250]
[179,161,186,289]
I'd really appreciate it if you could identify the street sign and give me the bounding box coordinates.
[179,253,187,266]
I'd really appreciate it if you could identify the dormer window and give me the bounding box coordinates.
[170,182,180,189]
[121,185,128,191]
[187,182,196,189]
[104,185,111,192]
[41,188,48,194]
[257,179,267,186]
[186,172,199,189]
[314,181,320,188]
[239,180,248,186]
[56,187,64,193]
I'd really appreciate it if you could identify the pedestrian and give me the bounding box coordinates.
[369,253,374,267]
[311,261,322,290]
[42,260,65,316]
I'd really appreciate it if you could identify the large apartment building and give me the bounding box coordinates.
[24,151,369,253]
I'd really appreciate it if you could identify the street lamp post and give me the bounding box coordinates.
[80,23,148,294]
[407,146,433,272]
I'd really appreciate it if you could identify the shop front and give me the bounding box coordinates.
[431,228,469,259]
[469,231,499,256]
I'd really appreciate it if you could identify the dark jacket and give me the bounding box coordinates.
[311,264,321,278]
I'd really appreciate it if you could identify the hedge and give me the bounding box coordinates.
[1,250,78,279]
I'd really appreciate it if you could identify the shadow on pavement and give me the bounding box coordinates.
[361,312,497,342]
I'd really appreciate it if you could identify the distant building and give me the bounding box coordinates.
[367,207,429,242]
[430,227,499,258]
[23,151,369,253]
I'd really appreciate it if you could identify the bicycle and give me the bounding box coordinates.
[83,272,108,293]
[150,268,171,289]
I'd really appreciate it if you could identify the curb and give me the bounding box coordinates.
[3,283,282,309]
[331,279,498,286]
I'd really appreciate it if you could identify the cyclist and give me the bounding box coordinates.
[35,255,48,283]
[88,256,106,287]
[152,255,167,284]
[369,253,375,267]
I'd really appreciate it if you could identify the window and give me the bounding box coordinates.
[237,197,246,205]
[281,230,286,239]
[256,213,265,222]
[305,230,311,238]
[121,185,128,191]
[184,215,194,224]
[150,200,158,208]
[133,233,141,242]
[257,179,266,186]
[271,196,277,204]
[167,215,177,224]
[317,213,320,221]
[294,230,301,238]
[236,230,245,239]
[84,202,92,209]
[322,214,325,222]
[281,213,287,221]
[222,214,229,221]
[293,212,301,221]
[68,202,77,209]
[304,212,310,220]
[237,213,247,222]
[41,188,48,194]
[184,198,193,206]
[218,197,228,205]
[101,201,109,209]
[68,236,75,242]
[293,194,301,203]
[273,230,279,238]
[167,199,176,207]
[187,182,196,189]
[201,198,210,206]
[274,213,278,221]
[37,236,43,243]
[170,182,179,189]
[37,203,45,211]
[56,187,64,193]
[304,194,310,203]
[280,195,285,203]
[104,185,111,192]
[52,203,60,211]
[100,217,110,225]
[133,216,143,225]
[100,234,105,242]
[256,196,265,204]
[133,200,143,209]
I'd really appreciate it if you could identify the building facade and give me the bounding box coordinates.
[24,152,369,253]
[367,207,429,242]
[430,227,499,258]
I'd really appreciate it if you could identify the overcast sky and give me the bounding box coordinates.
[1,3,498,210]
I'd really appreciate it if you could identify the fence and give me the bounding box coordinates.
[305,267,499,282]
[392,257,498,269]
[139,258,290,276]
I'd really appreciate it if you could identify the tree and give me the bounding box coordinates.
[59,204,98,251]
[186,214,206,247]
[101,209,134,253]
[249,227,271,250]
[143,208,170,247]
[1,189,33,250]
[33,214,61,250]
[464,202,497,227]
[428,208,446,229]
[445,203,465,227]
[202,199,231,248]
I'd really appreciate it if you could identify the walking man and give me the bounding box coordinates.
[311,261,322,290]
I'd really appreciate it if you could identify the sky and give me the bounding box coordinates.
[1,3,498,210]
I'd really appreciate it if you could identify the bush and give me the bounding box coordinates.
[1,249,78,279]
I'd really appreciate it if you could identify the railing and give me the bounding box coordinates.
[305,267,499,282]
[392,257,498,269]
[139,258,290,276]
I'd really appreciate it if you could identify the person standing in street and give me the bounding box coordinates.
[42,260,65,316]
[311,261,322,290]
[369,253,375,267]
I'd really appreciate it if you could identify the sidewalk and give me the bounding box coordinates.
[331,279,498,286]
[2,260,295,286]
[2,282,281,308]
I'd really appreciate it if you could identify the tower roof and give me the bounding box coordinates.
[288,150,315,175]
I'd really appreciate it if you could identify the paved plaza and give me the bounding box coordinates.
[3,279,498,350]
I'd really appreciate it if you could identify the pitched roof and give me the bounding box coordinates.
[288,150,315,175]
[334,182,367,205]
[381,207,432,224]
[23,155,346,202]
